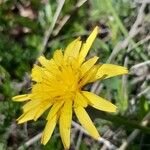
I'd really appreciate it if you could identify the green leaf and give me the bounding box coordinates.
[88,108,150,134]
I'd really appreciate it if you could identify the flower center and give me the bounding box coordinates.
[54,60,81,100]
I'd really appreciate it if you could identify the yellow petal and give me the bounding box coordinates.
[41,113,58,145]
[91,64,128,82]
[82,91,117,112]
[12,94,30,102]
[18,100,52,123]
[80,56,99,77]
[74,92,88,107]
[38,56,59,73]
[74,106,100,139]
[53,49,63,66]
[64,37,81,60]
[31,65,43,82]
[59,100,72,149]
[38,56,49,66]
[17,108,37,124]
[34,101,53,121]
[79,65,99,87]
[46,101,64,120]
[78,26,99,64]
[23,100,41,112]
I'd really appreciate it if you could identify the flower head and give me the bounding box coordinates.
[13,27,128,149]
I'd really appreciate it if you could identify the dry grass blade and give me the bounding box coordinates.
[38,0,65,56]
[107,2,147,63]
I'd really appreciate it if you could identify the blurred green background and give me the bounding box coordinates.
[0,0,150,150]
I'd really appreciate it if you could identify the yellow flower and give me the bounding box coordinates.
[13,27,128,149]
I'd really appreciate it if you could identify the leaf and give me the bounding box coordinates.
[88,108,150,133]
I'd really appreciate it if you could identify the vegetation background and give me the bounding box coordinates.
[0,0,150,149]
